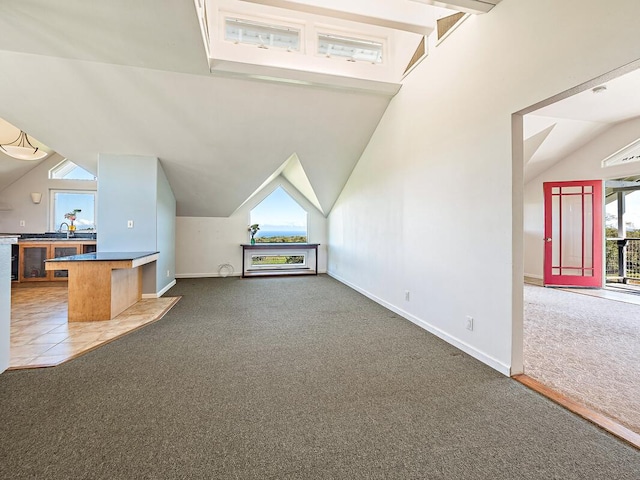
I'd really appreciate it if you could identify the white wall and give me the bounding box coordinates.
[0,238,17,374]
[156,164,176,295]
[524,117,640,279]
[176,176,327,277]
[0,154,97,233]
[327,0,640,375]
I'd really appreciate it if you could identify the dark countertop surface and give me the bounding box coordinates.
[2,232,97,241]
[19,238,96,242]
[45,251,158,262]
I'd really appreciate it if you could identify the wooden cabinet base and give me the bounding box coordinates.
[66,263,142,322]
[45,252,157,322]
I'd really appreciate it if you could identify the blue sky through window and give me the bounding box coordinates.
[606,190,640,231]
[250,186,307,235]
[52,191,96,231]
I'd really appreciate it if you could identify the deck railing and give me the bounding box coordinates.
[606,237,640,282]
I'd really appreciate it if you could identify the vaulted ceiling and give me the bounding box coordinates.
[0,0,497,216]
[524,67,640,182]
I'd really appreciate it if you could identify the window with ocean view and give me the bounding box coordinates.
[250,186,307,243]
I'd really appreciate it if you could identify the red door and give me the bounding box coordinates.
[543,180,603,287]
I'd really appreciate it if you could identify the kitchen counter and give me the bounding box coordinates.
[45,251,158,322]
[0,236,19,245]
[46,251,156,263]
[19,238,94,242]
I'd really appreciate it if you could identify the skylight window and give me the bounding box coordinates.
[225,17,300,51]
[318,33,383,63]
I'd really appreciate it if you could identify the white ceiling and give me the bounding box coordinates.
[524,67,640,182]
[0,0,415,216]
[0,0,503,216]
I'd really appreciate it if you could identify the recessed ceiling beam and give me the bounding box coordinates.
[238,0,433,35]
[410,0,501,15]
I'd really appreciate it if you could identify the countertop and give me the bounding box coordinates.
[0,235,19,245]
[3,232,97,242]
[18,238,96,242]
[45,251,159,262]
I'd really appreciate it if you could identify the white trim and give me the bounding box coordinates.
[176,272,242,278]
[143,279,177,298]
[328,270,512,376]
[176,268,327,279]
[524,273,542,280]
[49,189,97,232]
[601,137,640,168]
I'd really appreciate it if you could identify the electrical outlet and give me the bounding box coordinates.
[127,220,134,228]
[19,220,25,227]
[166,270,170,277]
[405,290,410,301]
[466,315,474,331]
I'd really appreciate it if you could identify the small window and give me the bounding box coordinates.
[318,33,383,64]
[49,159,96,180]
[251,254,306,268]
[225,17,300,51]
[51,190,96,232]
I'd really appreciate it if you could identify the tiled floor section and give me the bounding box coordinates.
[10,285,179,369]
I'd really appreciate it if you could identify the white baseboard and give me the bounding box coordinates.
[327,270,511,376]
[175,272,241,278]
[176,269,326,279]
[524,273,542,280]
[142,279,177,299]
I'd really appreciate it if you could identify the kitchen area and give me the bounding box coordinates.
[11,231,97,283]
[4,229,174,371]
[0,132,177,374]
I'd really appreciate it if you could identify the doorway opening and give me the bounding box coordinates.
[604,176,640,294]
[516,62,640,447]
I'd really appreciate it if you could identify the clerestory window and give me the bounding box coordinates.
[225,17,301,51]
[49,159,96,180]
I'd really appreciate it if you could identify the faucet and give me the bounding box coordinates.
[58,222,73,239]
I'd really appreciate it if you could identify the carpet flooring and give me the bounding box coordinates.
[524,283,640,435]
[1,276,639,479]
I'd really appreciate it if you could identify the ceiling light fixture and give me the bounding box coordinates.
[0,130,48,161]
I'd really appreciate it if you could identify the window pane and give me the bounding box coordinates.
[584,194,593,268]
[50,159,96,180]
[53,192,96,231]
[561,194,583,268]
[251,255,305,266]
[561,186,583,194]
[225,17,300,51]
[250,186,307,243]
[551,195,560,266]
[318,33,383,63]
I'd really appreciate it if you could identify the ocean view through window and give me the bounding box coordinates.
[250,186,308,243]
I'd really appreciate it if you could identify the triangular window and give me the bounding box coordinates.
[49,159,96,180]
[250,186,308,243]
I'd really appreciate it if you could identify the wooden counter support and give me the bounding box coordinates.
[45,252,158,322]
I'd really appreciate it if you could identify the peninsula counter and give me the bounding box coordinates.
[45,251,158,322]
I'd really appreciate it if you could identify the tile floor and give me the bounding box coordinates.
[9,284,179,370]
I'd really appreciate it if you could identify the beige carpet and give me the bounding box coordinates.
[524,283,640,434]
